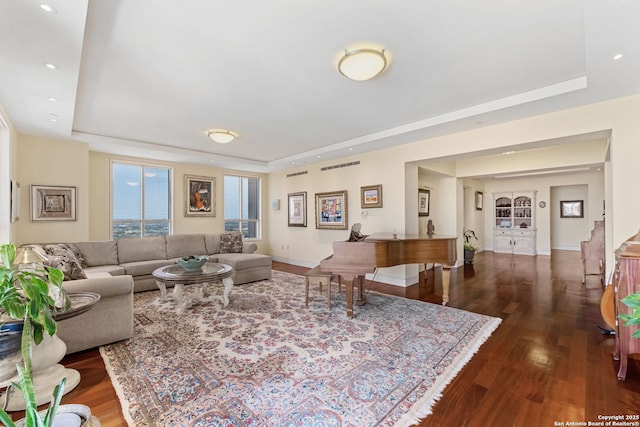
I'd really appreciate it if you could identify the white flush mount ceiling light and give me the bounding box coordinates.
[338,48,388,81]
[208,129,238,144]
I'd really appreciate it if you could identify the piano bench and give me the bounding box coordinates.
[304,266,342,310]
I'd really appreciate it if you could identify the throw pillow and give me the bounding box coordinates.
[43,244,87,280]
[219,231,243,253]
[65,243,87,268]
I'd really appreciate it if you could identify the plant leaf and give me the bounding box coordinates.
[43,378,67,427]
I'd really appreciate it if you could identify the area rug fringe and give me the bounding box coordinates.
[99,346,136,427]
[393,316,502,427]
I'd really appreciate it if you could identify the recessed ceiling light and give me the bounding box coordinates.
[50,118,57,122]
[40,4,57,13]
[48,97,57,102]
[613,53,624,60]
[44,63,58,70]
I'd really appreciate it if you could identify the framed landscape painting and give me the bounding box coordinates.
[185,175,216,217]
[31,185,76,221]
[560,200,583,218]
[288,191,307,227]
[315,190,348,230]
[361,184,382,208]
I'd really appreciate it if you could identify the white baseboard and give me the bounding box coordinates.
[551,246,580,251]
[271,255,316,268]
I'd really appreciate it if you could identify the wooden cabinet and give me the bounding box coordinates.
[493,192,536,255]
[613,233,640,380]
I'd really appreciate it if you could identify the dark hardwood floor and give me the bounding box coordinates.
[11,250,640,426]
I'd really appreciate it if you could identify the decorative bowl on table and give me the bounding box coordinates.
[177,255,208,271]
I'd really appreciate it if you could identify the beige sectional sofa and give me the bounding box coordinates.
[32,232,272,354]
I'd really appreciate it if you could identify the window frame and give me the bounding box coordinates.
[110,160,173,239]
[223,173,262,240]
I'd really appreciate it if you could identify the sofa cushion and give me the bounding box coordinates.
[204,234,221,254]
[166,234,207,258]
[120,259,174,277]
[219,231,243,253]
[43,244,87,280]
[117,236,167,264]
[217,253,272,270]
[73,241,119,267]
[83,265,126,276]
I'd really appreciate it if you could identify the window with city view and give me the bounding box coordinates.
[224,174,260,239]
[112,162,171,239]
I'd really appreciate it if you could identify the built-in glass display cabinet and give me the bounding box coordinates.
[493,191,536,255]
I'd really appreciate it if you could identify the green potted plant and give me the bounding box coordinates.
[620,291,640,338]
[0,243,70,427]
[463,230,479,264]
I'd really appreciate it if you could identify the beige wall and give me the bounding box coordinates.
[550,184,591,250]
[267,94,638,281]
[266,153,407,268]
[15,135,90,245]
[10,140,267,251]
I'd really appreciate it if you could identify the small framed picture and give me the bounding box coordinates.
[288,191,307,227]
[10,180,20,223]
[475,191,484,211]
[31,185,76,221]
[361,184,382,209]
[560,200,584,218]
[418,188,430,217]
[315,190,348,230]
[185,175,216,217]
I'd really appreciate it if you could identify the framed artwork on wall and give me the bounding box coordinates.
[560,200,584,218]
[31,185,76,221]
[315,190,348,230]
[418,188,430,217]
[360,184,382,208]
[288,191,307,227]
[10,180,20,223]
[475,191,484,211]
[184,175,216,217]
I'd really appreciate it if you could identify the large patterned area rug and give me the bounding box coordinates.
[100,270,501,427]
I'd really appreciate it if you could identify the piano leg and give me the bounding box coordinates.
[442,265,451,306]
[344,275,365,318]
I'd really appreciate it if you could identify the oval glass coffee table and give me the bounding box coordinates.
[152,262,233,314]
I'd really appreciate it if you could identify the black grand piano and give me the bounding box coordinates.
[320,232,457,317]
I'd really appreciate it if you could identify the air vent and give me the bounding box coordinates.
[321,160,360,171]
[286,171,308,178]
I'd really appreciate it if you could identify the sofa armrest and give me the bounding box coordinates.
[242,242,257,253]
[61,275,133,298]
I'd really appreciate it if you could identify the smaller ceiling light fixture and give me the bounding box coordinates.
[208,129,238,144]
[338,48,388,81]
